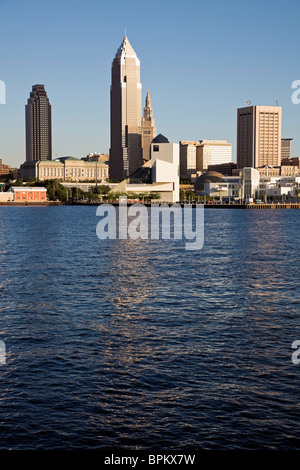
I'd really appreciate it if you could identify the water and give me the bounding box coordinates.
[0,206,299,450]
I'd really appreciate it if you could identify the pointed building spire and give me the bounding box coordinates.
[143,90,154,121]
[116,35,137,58]
[141,91,156,160]
[146,90,151,107]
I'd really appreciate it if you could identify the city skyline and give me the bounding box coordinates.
[0,0,299,168]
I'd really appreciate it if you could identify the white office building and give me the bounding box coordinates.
[196,140,232,171]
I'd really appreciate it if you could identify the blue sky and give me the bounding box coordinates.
[0,0,299,167]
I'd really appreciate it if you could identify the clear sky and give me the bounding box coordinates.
[0,0,299,167]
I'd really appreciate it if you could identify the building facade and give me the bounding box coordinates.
[179,141,198,178]
[141,91,156,161]
[111,134,180,203]
[240,167,260,199]
[109,36,142,180]
[8,186,47,202]
[237,105,282,169]
[207,162,237,176]
[196,140,232,171]
[82,153,109,163]
[0,158,11,177]
[26,84,52,162]
[20,157,109,182]
[281,138,293,160]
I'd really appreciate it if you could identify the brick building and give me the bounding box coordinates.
[8,186,47,202]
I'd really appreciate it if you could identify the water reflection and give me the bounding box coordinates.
[0,206,299,450]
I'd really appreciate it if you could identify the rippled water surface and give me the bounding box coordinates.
[0,206,299,450]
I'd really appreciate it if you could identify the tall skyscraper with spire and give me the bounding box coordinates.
[25,84,52,162]
[141,91,156,161]
[109,36,142,180]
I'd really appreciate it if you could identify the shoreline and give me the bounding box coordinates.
[0,201,300,209]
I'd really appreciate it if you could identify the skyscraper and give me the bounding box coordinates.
[25,84,52,162]
[109,36,142,180]
[237,105,281,169]
[141,91,156,161]
[281,138,293,160]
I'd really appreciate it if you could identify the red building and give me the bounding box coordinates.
[8,186,47,202]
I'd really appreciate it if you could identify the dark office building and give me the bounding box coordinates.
[26,84,52,162]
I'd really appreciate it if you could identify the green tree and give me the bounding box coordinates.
[94,184,111,195]
[148,192,161,201]
[12,178,23,186]
[25,177,36,185]
[71,187,85,201]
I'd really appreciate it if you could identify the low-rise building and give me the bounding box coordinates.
[8,186,47,202]
[0,192,14,202]
[259,175,300,199]
[20,156,109,182]
[195,167,300,201]
[194,171,241,200]
[0,158,12,177]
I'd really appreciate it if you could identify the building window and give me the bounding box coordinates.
[153,145,159,152]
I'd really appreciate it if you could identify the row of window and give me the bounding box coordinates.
[39,168,108,177]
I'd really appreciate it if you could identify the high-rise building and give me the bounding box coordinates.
[109,36,142,180]
[196,140,232,171]
[179,141,198,178]
[237,105,282,169]
[141,91,156,161]
[281,138,293,160]
[25,84,52,162]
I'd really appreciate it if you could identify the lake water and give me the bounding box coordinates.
[0,206,299,450]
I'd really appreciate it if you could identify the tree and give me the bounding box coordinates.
[149,192,161,201]
[12,178,23,186]
[25,177,36,185]
[71,187,84,201]
[95,184,111,195]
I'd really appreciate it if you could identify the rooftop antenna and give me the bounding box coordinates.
[276,99,278,106]
[125,27,127,37]
[247,100,251,106]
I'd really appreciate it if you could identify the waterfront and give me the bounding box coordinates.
[0,206,299,450]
